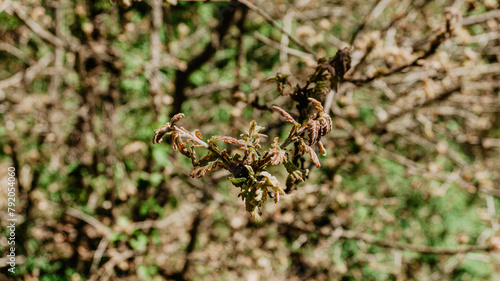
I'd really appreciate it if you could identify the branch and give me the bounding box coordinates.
[374,84,461,134]
[348,12,454,85]
[253,32,315,60]
[48,2,64,102]
[237,0,318,60]
[132,203,202,230]
[90,238,109,274]
[350,0,392,44]
[340,228,497,254]
[171,2,238,117]
[0,42,35,64]
[283,223,498,254]
[0,53,54,89]
[148,0,164,118]
[462,9,500,26]
[88,249,137,281]
[64,205,113,237]
[293,8,350,50]
[376,147,500,198]
[10,3,78,52]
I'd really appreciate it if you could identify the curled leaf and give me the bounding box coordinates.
[244,165,255,178]
[307,120,320,145]
[195,130,203,140]
[317,140,327,156]
[170,113,185,125]
[249,120,266,137]
[241,120,267,146]
[250,207,262,222]
[268,137,287,165]
[189,159,220,178]
[272,106,298,125]
[313,80,330,96]
[318,114,333,137]
[257,171,285,203]
[269,73,291,95]
[308,98,324,112]
[152,124,170,144]
[221,149,231,161]
[152,113,185,144]
[285,174,296,194]
[303,144,321,168]
[211,135,248,147]
[284,160,309,182]
[328,47,351,80]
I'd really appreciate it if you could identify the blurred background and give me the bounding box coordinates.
[1,0,500,280]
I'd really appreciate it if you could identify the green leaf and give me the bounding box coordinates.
[130,233,148,251]
[228,177,247,186]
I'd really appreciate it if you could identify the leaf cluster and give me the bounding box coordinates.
[153,50,351,220]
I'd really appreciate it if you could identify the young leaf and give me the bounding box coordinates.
[272,106,299,125]
[211,135,249,147]
[317,140,327,156]
[303,144,321,168]
[228,177,247,186]
[257,171,285,203]
[189,158,220,178]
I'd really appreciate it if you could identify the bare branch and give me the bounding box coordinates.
[237,0,318,60]
[284,223,498,254]
[462,9,500,26]
[10,3,78,52]
[254,32,315,60]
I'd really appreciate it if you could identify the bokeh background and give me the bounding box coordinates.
[1,0,500,280]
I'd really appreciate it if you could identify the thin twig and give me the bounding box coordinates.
[462,9,500,26]
[133,203,202,230]
[284,223,498,254]
[48,2,64,102]
[88,250,137,281]
[292,7,350,50]
[11,3,78,52]
[348,26,451,84]
[253,32,315,60]
[90,238,109,273]
[339,228,497,254]
[350,0,392,44]
[147,0,164,118]
[0,42,35,64]
[237,0,318,60]
[64,205,112,237]
[0,53,54,89]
